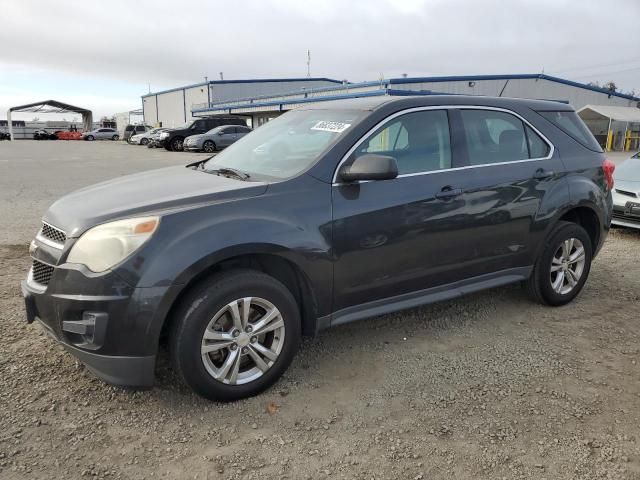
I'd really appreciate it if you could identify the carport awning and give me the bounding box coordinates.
[577,105,640,123]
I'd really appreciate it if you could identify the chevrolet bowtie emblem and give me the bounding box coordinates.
[29,240,38,256]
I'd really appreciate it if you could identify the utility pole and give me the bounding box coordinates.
[219,72,224,81]
[307,50,311,78]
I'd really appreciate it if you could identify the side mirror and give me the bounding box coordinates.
[338,154,398,182]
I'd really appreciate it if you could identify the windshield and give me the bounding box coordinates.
[203,109,364,180]
[205,127,222,135]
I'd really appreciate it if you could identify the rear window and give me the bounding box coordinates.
[538,111,602,152]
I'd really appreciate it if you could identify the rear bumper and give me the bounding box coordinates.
[21,274,162,388]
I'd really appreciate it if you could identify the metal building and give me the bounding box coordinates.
[191,74,640,134]
[141,77,343,127]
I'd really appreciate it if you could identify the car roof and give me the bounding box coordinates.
[298,95,575,112]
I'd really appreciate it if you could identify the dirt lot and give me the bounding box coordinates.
[1,142,639,480]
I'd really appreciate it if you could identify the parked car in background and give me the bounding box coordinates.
[22,95,613,402]
[612,151,640,229]
[159,117,248,151]
[129,127,165,146]
[82,128,120,141]
[124,124,151,142]
[184,125,252,152]
[33,129,58,140]
[146,128,169,148]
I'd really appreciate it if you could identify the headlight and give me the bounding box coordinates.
[159,132,169,139]
[67,216,159,272]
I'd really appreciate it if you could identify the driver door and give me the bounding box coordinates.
[332,109,480,312]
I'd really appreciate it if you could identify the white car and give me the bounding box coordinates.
[612,151,640,229]
[129,128,165,146]
[82,128,119,141]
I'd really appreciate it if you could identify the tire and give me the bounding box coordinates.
[141,138,149,146]
[203,140,216,153]
[526,221,592,306]
[171,137,184,152]
[112,134,119,141]
[170,270,301,401]
[86,135,94,141]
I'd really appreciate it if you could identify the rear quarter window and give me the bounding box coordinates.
[538,111,602,152]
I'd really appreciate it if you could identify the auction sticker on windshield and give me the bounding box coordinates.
[311,121,351,133]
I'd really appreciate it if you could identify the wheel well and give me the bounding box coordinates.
[160,254,318,345]
[559,207,600,249]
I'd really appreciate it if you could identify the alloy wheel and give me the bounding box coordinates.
[172,138,183,151]
[549,238,586,295]
[201,297,285,385]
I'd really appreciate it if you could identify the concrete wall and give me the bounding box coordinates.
[156,90,186,128]
[143,79,340,126]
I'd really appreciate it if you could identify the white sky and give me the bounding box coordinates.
[1,0,639,119]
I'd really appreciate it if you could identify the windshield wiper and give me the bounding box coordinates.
[186,156,214,170]
[186,158,250,180]
[207,167,251,180]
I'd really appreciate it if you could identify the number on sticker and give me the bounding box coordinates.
[311,121,351,133]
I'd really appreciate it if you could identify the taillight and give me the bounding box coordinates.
[602,159,615,190]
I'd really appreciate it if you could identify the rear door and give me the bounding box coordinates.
[452,107,562,275]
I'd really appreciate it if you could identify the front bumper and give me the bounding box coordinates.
[183,142,202,151]
[20,265,169,388]
[612,191,640,229]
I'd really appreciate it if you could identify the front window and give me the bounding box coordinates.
[354,109,451,175]
[203,109,364,180]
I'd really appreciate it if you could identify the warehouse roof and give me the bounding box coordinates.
[142,77,343,98]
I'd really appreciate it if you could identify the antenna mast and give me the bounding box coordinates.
[307,50,311,77]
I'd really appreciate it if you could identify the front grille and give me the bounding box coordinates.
[41,222,66,244]
[32,259,54,286]
[616,189,638,198]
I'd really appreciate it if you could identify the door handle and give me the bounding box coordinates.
[435,186,463,199]
[533,168,554,179]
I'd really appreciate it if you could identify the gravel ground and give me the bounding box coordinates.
[1,142,639,480]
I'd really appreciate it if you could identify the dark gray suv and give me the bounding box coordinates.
[22,95,614,401]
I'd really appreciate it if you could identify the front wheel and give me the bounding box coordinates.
[203,140,216,153]
[112,134,119,141]
[526,221,592,306]
[171,137,184,151]
[170,270,301,401]
[85,135,94,141]
[140,138,149,145]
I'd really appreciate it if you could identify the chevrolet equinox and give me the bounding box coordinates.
[22,96,615,401]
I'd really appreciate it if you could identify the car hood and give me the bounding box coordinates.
[615,179,640,195]
[44,166,268,237]
[186,134,204,141]
[614,158,640,182]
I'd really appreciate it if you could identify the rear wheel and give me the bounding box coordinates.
[141,138,149,145]
[86,135,94,141]
[203,140,216,153]
[112,134,119,141]
[526,221,592,306]
[170,270,301,401]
